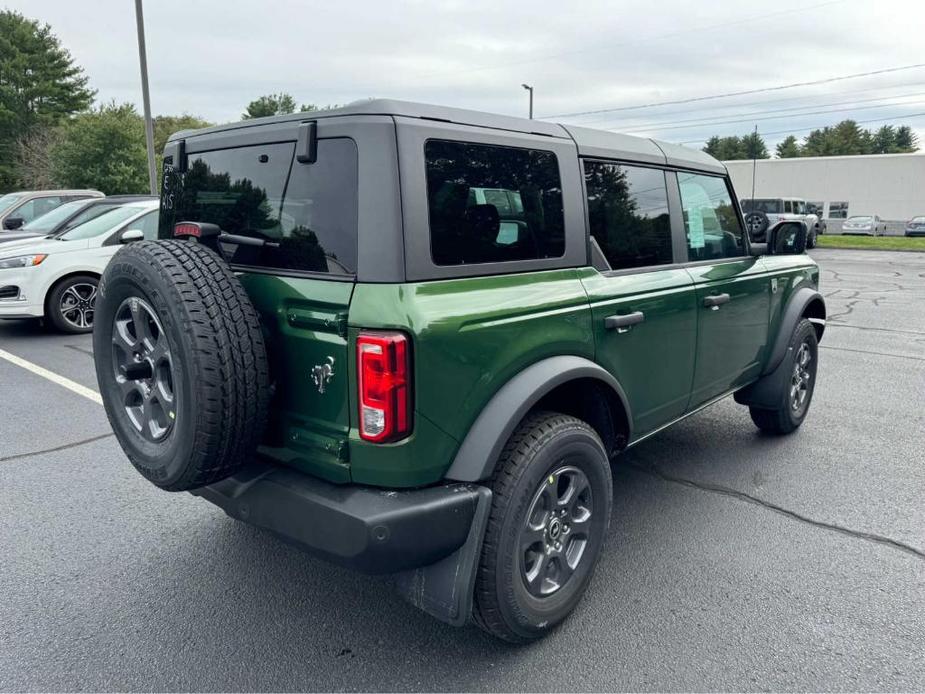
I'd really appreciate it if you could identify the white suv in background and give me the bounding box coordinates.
[740,197,821,248]
[0,200,158,333]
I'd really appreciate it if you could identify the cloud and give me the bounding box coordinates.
[11,0,925,149]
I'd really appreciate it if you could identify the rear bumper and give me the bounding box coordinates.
[193,464,486,575]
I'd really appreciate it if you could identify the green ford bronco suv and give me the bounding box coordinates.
[92,100,825,642]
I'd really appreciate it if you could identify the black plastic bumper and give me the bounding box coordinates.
[192,464,485,575]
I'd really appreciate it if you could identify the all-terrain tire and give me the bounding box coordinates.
[749,318,818,434]
[473,411,612,643]
[93,239,269,491]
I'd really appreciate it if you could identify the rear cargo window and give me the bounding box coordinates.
[425,140,565,266]
[160,138,358,275]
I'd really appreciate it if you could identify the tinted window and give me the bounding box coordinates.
[784,201,792,213]
[584,162,672,271]
[60,206,150,241]
[60,202,126,233]
[677,172,744,261]
[161,139,357,275]
[425,140,565,266]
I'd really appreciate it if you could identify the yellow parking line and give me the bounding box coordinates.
[0,347,102,405]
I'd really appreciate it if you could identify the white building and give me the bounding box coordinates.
[724,152,925,223]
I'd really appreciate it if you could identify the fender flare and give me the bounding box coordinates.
[444,355,632,483]
[762,286,825,376]
[736,286,825,410]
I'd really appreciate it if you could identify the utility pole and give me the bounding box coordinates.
[521,84,534,119]
[750,124,759,208]
[135,0,158,195]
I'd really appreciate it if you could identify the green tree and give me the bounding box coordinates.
[775,135,801,158]
[871,125,898,154]
[242,93,298,119]
[0,10,94,191]
[704,133,767,160]
[894,125,918,152]
[50,102,149,194]
[740,131,768,159]
[153,114,212,154]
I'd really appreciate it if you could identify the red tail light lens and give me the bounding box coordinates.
[357,331,412,443]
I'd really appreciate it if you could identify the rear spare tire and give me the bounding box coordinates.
[93,240,269,491]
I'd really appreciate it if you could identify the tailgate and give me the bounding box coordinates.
[240,274,355,483]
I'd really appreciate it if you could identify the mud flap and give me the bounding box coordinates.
[393,486,492,627]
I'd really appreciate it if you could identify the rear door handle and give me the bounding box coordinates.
[703,293,731,309]
[605,311,645,332]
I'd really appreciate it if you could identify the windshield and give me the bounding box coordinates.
[21,199,93,232]
[59,205,149,241]
[0,194,23,214]
[52,201,128,236]
[740,199,782,214]
[910,217,925,224]
[848,216,872,223]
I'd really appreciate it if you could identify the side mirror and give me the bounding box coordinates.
[120,229,145,244]
[768,221,807,255]
[3,217,24,230]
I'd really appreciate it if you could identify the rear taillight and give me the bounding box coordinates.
[357,331,412,443]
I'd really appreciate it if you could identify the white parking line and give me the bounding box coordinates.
[0,347,102,405]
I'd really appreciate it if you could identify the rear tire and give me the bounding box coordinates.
[93,240,269,491]
[749,318,818,434]
[473,411,612,643]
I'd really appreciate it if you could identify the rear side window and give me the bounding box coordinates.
[677,172,745,262]
[584,161,672,271]
[161,139,358,275]
[425,140,565,266]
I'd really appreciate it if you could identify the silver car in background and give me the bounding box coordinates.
[0,189,103,231]
[904,216,925,237]
[842,215,887,236]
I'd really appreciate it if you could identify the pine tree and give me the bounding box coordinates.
[0,10,95,191]
[775,135,801,158]
[740,131,769,159]
[894,126,918,153]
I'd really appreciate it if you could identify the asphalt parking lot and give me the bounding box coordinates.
[1,248,924,692]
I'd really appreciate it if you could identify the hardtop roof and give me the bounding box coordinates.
[169,98,726,175]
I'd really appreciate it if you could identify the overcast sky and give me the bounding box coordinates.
[9,0,925,151]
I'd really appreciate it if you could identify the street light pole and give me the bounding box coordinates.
[521,83,534,119]
[134,0,158,196]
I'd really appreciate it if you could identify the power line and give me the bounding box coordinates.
[542,63,925,119]
[620,95,925,134]
[676,111,925,145]
[587,82,925,129]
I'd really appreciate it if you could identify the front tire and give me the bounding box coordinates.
[47,274,99,334]
[474,411,612,643]
[749,318,818,434]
